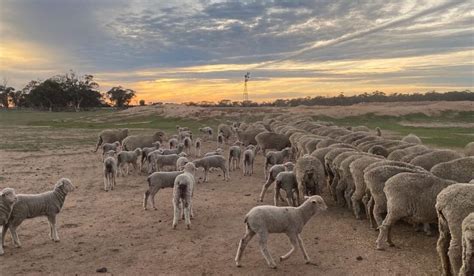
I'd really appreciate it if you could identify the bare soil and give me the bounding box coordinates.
[0,130,439,275]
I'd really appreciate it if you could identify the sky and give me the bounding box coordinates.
[1,0,473,103]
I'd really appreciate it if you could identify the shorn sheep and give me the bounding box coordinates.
[235,195,328,269]
[101,141,121,157]
[144,171,183,210]
[172,163,196,229]
[122,131,165,151]
[274,172,300,207]
[94,128,128,152]
[183,136,192,155]
[195,138,202,157]
[117,148,142,176]
[264,147,291,179]
[436,184,474,276]
[192,155,230,182]
[228,145,241,171]
[2,178,74,248]
[259,162,294,202]
[103,151,118,191]
[243,145,257,176]
[460,212,474,276]
[0,188,17,256]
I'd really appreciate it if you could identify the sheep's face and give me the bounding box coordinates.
[56,178,75,193]
[104,150,117,159]
[183,162,196,175]
[179,152,187,157]
[284,162,294,171]
[307,195,327,211]
[1,188,17,205]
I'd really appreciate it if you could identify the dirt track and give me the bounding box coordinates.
[0,131,439,275]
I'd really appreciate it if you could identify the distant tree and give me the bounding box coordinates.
[28,78,66,111]
[106,86,136,107]
[218,99,232,106]
[56,71,102,111]
[139,99,145,106]
[0,79,15,108]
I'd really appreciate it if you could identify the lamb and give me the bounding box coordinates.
[204,148,223,157]
[172,163,196,229]
[2,178,74,248]
[465,142,474,157]
[255,132,291,156]
[431,157,474,183]
[460,213,474,276]
[436,184,474,276]
[176,125,190,132]
[199,127,213,140]
[410,150,463,170]
[103,152,118,191]
[160,143,185,156]
[192,155,230,182]
[194,138,202,157]
[295,154,325,198]
[183,137,192,155]
[178,130,193,142]
[101,141,121,157]
[122,131,165,151]
[218,123,234,142]
[117,148,142,176]
[141,142,161,169]
[176,156,190,170]
[217,133,225,147]
[274,172,300,207]
[243,145,257,176]
[0,188,17,256]
[153,152,187,172]
[144,171,183,210]
[228,145,242,171]
[259,162,294,202]
[401,133,422,144]
[235,195,327,268]
[169,138,178,149]
[94,128,128,152]
[264,147,291,179]
[376,172,455,250]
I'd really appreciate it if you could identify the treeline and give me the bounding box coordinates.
[0,71,137,111]
[185,90,474,107]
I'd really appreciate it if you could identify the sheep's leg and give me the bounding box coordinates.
[296,234,312,264]
[373,201,385,227]
[184,202,191,230]
[180,201,185,220]
[344,188,353,211]
[436,214,450,276]
[9,226,21,248]
[259,180,273,202]
[376,213,400,250]
[112,171,116,190]
[103,175,109,192]
[1,225,7,248]
[204,169,209,182]
[448,239,462,275]
[330,175,339,202]
[235,226,255,267]
[48,216,60,242]
[258,232,277,269]
[460,233,473,276]
[280,233,298,261]
[367,197,377,229]
[0,227,3,256]
[172,198,180,229]
[94,137,102,152]
[143,191,149,210]
[274,187,281,206]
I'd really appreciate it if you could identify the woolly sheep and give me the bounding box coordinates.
[194,138,202,157]
[141,143,160,169]
[436,184,474,276]
[401,133,422,144]
[274,172,300,207]
[431,157,474,183]
[243,145,257,176]
[410,150,463,170]
[172,163,196,229]
[101,141,121,157]
[235,195,327,268]
[199,127,213,140]
[228,145,241,171]
[352,125,370,132]
[178,130,193,142]
[399,148,433,163]
[176,156,190,171]
[122,131,165,151]
[117,148,142,176]
[3,178,74,248]
[465,142,474,157]
[460,212,474,276]
[169,138,178,149]
[0,188,17,256]
[217,133,225,147]
[103,153,118,192]
[376,173,455,250]
[94,128,128,152]
[161,143,185,156]
[204,148,223,157]
[264,147,291,179]
[144,171,183,210]
[153,152,187,172]
[295,154,325,199]
[255,132,291,156]
[218,123,234,142]
[235,128,265,146]
[368,145,388,157]
[259,162,294,202]
[192,155,229,182]
[315,138,340,149]
[387,145,429,161]
[183,137,192,155]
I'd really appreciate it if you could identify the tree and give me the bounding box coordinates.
[0,79,15,108]
[28,79,66,111]
[57,71,102,111]
[106,86,136,107]
[139,99,145,106]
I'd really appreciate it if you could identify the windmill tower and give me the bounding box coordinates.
[243,72,250,101]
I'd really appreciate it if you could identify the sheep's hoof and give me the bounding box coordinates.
[235,262,241,267]
[306,260,317,266]
[375,244,385,251]
[269,264,277,269]
[388,242,395,247]
[172,225,177,230]
[186,225,191,230]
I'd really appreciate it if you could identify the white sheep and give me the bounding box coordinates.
[2,178,74,248]
[235,195,327,268]
[101,141,121,157]
[117,148,142,176]
[199,127,213,140]
[183,136,193,155]
[460,212,474,276]
[141,143,160,169]
[192,155,229,182]
[144,171,183,210]
[243,145,257,176]
[259,162,294,202]
[0,188,17,256]
[94,128,128,152]
[153,152,187,172]
[228,145,242,171]
[195,138,202,157]
[103,151,118,192]
[172,163,196,229]
[161,143,185,156]
[274,171,300,207]
[204,148,223,157]
[217,133,225,147]
[264,147,291,179]
[169,138,178,149]
[176,156,190,170]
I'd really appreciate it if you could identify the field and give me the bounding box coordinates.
[0,101,472,275]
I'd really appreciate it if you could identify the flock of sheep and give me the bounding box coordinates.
[1,115,474,274]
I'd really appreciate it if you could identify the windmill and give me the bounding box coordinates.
[243,72,250,101]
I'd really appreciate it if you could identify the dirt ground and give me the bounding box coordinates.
[0,128,441,275]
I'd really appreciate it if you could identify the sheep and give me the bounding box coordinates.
[400,148,434,163]
[153,152,187,172]
[3,178,74,248]
[387,145,429,161]
[183,137,192,155]
[192,155,229,182]
[368,145,388,157]
[178,130,193,142]
[235,128,265,147]
[199,127,213,140]
[460,212,474,276]
[243,145,257,176]
[274,172,300,207]
[410,150,463,171]
[218,123,234,142]
[141,143,161,169]
[259,162,294,202]
[176,156,190,171]
[94,128,128,152]
[122,131,165,151]
[435,184,474,276]
[255,132,291,156]
[194,138,202,157]
[204,148,223,157]
[235,195,327,269]
[295,154,325,199]
[465,142,474,157]
[160,143,185,156]
[376,172,455,250]
[217,133,225,147]
[228,145,242,171]
[169,138,178,149]
[117,148,142,176]
[352,125,370,132]
[144,171,183,210]
[0,188,17,256]
[176,125,190,132]
[431,157,474,183]
[101,141,121,157]
[172,163,196,229]
[401,133,422,144]
[264,147,291,179]
[103,153,118,192]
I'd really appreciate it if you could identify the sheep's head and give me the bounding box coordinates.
[134,148,143,156]
[283,162,294,171]
[1,188,17,205]
[183,162,196,175]
[153,131,165,141]
[306,195,327,211]
[178,143,185,151]
[178,152,187,157]
[215,148,223,154]
[122,128,129,136]
[152,141,161,148]
[55,178,75,193]
[104,150,117,159]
